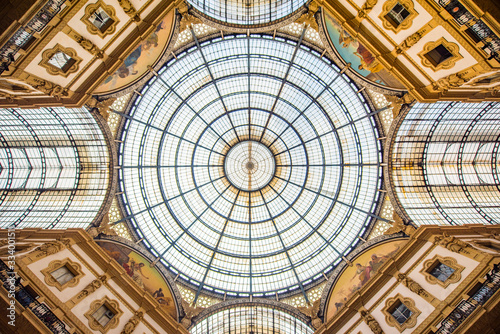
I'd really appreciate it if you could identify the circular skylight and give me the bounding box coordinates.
[225,141,276,191]
[187,0,307,25]
[119,34,382,297]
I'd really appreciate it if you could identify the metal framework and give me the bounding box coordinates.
[118,33,383,299]
[0,107,110,229]
[190,303,314,334]
[187,0,308,26]
[391,101,500,226]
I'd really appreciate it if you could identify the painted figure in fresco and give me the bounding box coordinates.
[355,263,373,285]
[369,254,388,273]
[123,258,149,288]
[354,44,384,73]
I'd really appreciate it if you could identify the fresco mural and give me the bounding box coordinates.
[97,241,177,319]
[94,11,175,94]
[323,12,406,89]
[325,239,406,321]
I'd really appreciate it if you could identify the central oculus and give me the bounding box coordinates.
[224,141,275,192]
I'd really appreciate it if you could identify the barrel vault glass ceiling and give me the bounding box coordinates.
[118,33,383,299]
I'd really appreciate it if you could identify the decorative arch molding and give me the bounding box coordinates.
[191,299,312,329]
[93,236,184,321]
[318,233,407,320]
[189,3,308,32]
[88,108,118,228]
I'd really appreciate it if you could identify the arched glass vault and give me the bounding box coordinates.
[187,0,308,26]
[118,33,384,299]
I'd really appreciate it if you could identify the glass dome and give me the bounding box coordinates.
[187,0,308,25]
[118,34,382,297]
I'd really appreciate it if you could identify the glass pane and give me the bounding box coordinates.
[51,266,74,285]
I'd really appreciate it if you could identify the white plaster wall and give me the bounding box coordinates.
[407,245,479,301]
[365,277,398,310]
[27,248,97,303]
[400,241,433,273]
[406,26,476,80]
[372,283,434,334]
[348,318,373,333]
[24,32,93,87]
[369,0,434,44]
[72,244,105,276]
[361,20,394,49]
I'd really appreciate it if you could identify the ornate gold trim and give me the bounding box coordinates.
[41,258,84,291]
[420,255,464,288]
[84,296,123,333]
[382,293,421,332]
[417,38,463,71]
[39,44,82,77]
[379,0,418,33]
[82,0,119,38]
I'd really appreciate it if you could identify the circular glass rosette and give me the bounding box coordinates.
[119,34,382,297]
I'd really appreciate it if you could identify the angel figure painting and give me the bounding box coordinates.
[97,241,177,319]
[323,12,405,89]
[325,240,406,321]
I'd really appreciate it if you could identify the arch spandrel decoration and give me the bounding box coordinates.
[319,8,406,92]
[93,10,177,96]
[94,237,183,321]
[322,237,408,322]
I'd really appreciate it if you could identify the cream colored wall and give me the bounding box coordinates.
[407,245,479,300]
[27,248,97,303]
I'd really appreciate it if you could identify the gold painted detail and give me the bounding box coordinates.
[22,75,69,100]
[397,273,439,306]
[41,258,84,291]
[417,38,463,71]
[434,233,485,260]
[384,211,416,236]
[180,298,205,329]
[87,215,118,238]
[384,92,414,117]
[121,311,144,334]
[379,0,418,33]
[382,293,421,332]
[296,0,319,31]
[63,27,103,58]
[420,255,465,288]
[82,0,119,38]
[88,97,117,121]
[359,0,379,19]
[298,299,322,329]
[117,0,140,22]
[39,44,82,77]
[84,296,123,334]
[432,67,485,92]
[178,2,202,32]
[360,310,384,334]
[26,239,71,263]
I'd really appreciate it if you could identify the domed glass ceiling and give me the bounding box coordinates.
[118,34,382,297]
[187,0,307,25]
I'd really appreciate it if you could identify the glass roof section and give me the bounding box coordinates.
[118,34,382,298]
[186,0,307,25]
[191,305,314,334]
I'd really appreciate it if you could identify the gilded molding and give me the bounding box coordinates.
[397,272,439,306]
[379,0,418,33]
[39,44,82,77]
[417,37,463,71]
[382,293,421,332]
[360,310,384,334]
[178,2,202,32]
[420,255,465,288]
[84,296,123,334]
[434,233,485,260]
[63,27,103,58]
[82,0,120,38]
[117,0,140,22]
[25,239,72,263]
[121,311,144,334]
[296,1,320,30]
[297,299,322,329]
[67,275,108,308]
[41,258,85,292]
